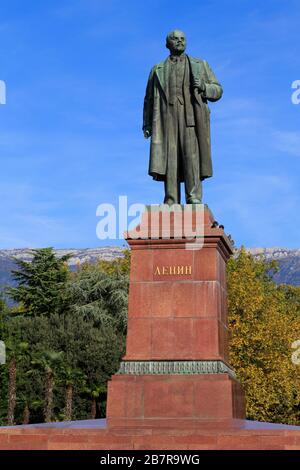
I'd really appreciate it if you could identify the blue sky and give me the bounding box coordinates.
[0,0,299,249]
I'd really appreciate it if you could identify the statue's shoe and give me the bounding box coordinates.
[187,199,202,204]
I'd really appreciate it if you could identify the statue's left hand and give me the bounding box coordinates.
[193,78,206,93]
[143,128,152,139]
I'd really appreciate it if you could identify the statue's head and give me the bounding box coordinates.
[166,30,186,55]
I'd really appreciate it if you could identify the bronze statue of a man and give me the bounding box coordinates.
[143,30,223,205]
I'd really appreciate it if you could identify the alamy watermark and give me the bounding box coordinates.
[291,80,300,105]
[0,341,6,365]
[0,80,6,105]
[291,340,300,365]
[96,196,205,250]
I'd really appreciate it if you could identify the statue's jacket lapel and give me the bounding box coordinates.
[155,58,169,102]
[154,55,222,103]
[154,56,208,101]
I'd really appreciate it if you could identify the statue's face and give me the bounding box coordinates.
[167,30,186,54]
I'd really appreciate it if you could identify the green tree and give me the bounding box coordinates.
[68,257,129,334]
[7,248,70,317]
[0,294,7,336]
[0,250,129,424]
[29,350,64,423]
[5,336,29,425]
[0,296,8,425]
[58,366,86,421]
[64,255,129,417]
[12,315,54,424]
[1,310,31,426]
[83,384,107,419]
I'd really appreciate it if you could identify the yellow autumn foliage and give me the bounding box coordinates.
[227,248,300,424]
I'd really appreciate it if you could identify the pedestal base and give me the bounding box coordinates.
[107,373,245,429]
[2,419,300,450]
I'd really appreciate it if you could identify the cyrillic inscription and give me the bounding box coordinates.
[154,265,192,276]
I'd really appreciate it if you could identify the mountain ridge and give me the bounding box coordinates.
[0,247,299,290]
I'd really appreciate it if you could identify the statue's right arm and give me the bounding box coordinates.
[143,67,155,138]
[202,61,223,102]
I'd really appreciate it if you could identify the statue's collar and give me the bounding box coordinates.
[169,53,186,63]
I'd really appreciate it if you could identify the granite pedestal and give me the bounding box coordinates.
[107,205,245,429]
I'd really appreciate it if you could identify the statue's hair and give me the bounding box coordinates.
[166,30,186,48]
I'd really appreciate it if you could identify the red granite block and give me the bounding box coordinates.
[47,435,91,443]
[232,380,246,419]
[108,375,245,426]
[0,429,23,434]
[0,445,22,450]
[220,286,228,325]
[106,378,127,417]
[217,435,265,449]
[134,439,187,450]
[123,316,231,360]
[107,376,146,420]
[90,443,134,450]
[193,247,218,281]
[6,443,48,450]
[47,442,79,450]
[48,442,92,450]
[151,318,194,359]
[153,210,186,239]
[129,281,205,319]
[129,280,226,322]
[128,282,175,318]
[194,281,222,319]
[172,282,196,317]
[130,281,225,321]
[134,435,177,450]
[259,435,291,447]
[174,435,217,445]
[133,205,212,239]
[127,282,152,318]
[47,432,133,450]
[109,427,153,437]
[5,420,300,450]
[218,322,229,362]
[125,379,144,418]
[217,251,227,288]
[170,318,194,358]
[153,249,194,281]
[145,282,174,317]
[194,378,232,418]
[187,444,218,450]
[8,434,48,444]
[192,318,226,359]
[150,318,172,357]
[144,379,195,418]
[142,209,203,241]
[130,250,153,282]
[125,318,152,359]
[282,431,300,440]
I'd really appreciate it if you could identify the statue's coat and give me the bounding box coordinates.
[143,56,222,181]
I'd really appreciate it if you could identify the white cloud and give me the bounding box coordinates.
[272,131,300,157]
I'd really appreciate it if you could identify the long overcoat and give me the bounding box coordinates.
[143,55,223,181]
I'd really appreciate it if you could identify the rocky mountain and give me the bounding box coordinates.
[0,247,125,295]
[247,247,300,286]
[0,247,300,295]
